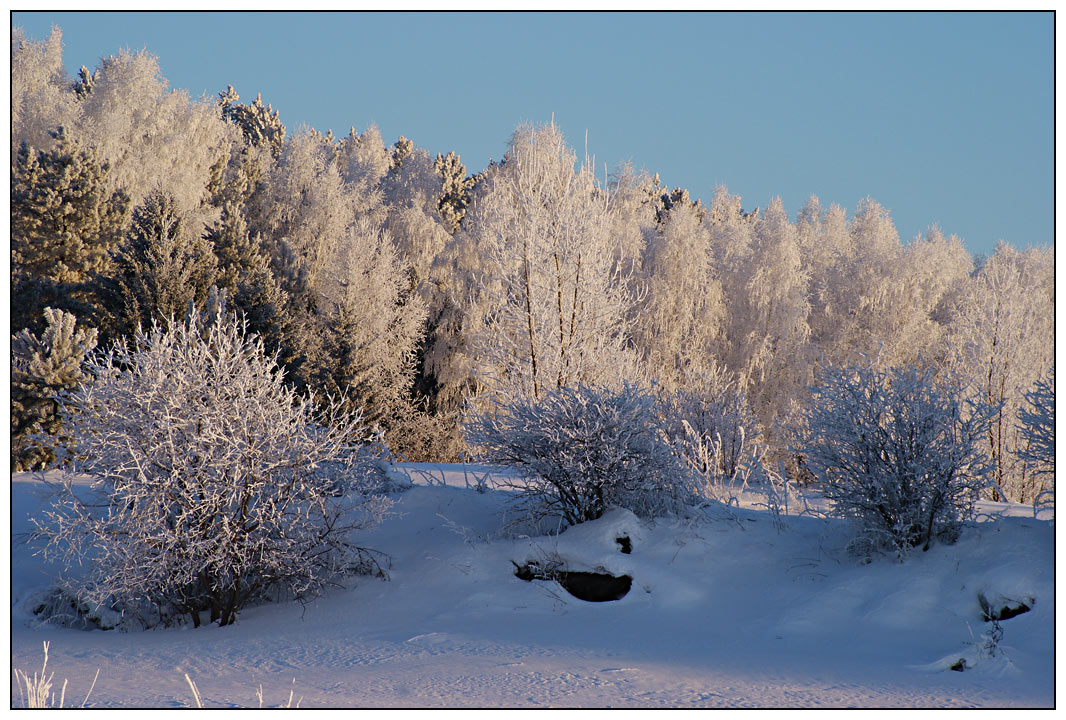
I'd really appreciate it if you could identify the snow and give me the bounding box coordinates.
[10,466,1055,708]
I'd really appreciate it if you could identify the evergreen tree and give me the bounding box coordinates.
[109,190,219,336]
[434,151,476,235]
[218,85,286,159]
[12,308,98,470]
[11,131,130,335]
[317,217,427,432]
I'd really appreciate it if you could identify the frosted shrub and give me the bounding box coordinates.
[660,364,762,483]
[465,382,690,527]
[38,313,390,628]
[803,361,996,556]
[1017,367,1055,500]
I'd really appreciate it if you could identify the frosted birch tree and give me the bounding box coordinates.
[11,26,77,154]
[459,122,639,406]
[70,49,237,225]
[634,197,725,391]
[733,197,812,439]
[1017,368,1055,497]
[946,242,1054,502]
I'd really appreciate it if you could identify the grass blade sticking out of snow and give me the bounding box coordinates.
[13,641,97,708]
[257,679,302,708]
[184,673,204,709]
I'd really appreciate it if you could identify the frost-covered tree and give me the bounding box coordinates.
[205,202,293,361]
[71,64,97,100]
[249,129,352,294]
[458,121,639,406]
[317,217,427,431]
[890,227,973,366]
[434,151,476,235]
[11,308,98,471]
[334,124,391,211]
[797,197,852,363]
[218,85,286,159]
[946,242,1054,502]
[634,197,725,390]
[706,186,756,268]
[465,382,689,527]
[381,145,452,290]
[107,190,219,336]
[1017,368,1055,494]
[71,49,237,221]
[37,313,391,628]
[731,197,812,439]
[659,362,762,483]
[11,131,131,335]
[605,164,658,272]
[803,361,996,556]
[11,26,77,154]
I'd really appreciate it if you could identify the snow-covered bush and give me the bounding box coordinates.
[659,363,762,482]
[464,382,690,527]
[657,365,776,512]
[802,361,996,556]
[37,312,391,628]
[1017,367,1055,491]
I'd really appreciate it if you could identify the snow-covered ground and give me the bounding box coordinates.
[10,466,1055,708]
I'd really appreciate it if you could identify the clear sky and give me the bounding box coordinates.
[12,10,1053,258]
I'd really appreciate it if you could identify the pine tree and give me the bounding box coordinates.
[11,308,98,470]
[218,85,286,159]
[434,151,476,234]
[317,217,427,432]
[11,131,130,335]
[108,190,219,336]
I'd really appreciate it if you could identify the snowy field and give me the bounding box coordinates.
[10,466,1055,708]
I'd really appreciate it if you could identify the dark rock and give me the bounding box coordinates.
[556,570,632,602]
[615,536,632,554]
[513,561,632,602]
[949,658,967,672]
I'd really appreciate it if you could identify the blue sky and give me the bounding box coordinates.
[13,11,1053,257]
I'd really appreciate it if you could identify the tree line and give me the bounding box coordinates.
[11,27,1054,504]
